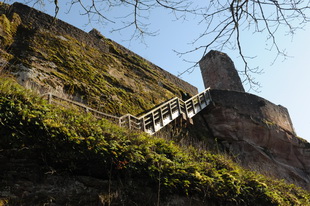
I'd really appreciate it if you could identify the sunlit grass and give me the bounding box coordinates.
[1,76,310,205]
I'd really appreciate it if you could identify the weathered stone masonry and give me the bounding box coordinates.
[197,50,310,189]
[199,50,295,134]
[199,50,244,92]
[7,2,198,96]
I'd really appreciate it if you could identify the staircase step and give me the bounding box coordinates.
[43,88,212,135]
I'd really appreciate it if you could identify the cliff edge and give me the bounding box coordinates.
[1,2,310,205]
[198,51,310,190]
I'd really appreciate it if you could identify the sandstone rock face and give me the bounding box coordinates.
[209,90,295,134]
[0,2,198,117]
[199,50,245,92]
[8,2,198,97]
[200,90,310,189]
[198,51,309,189]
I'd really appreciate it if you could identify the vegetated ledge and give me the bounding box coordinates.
[1,76,310,206]
[0,2,197,117]
[5,2,198,96]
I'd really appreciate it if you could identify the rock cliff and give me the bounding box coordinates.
[199,50,245,92]
[197,51,310,190]
[199,90,310,190]
[1,2,310,206]
[0,2,197,116]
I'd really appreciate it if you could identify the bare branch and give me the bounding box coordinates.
[16,0,310,90]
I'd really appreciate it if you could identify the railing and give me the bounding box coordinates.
[42,87,212,135]
[43,93,120,124]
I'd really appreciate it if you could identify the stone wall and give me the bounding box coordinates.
[199,50,294,134]
[200,90,310,189]
[7,2,109,53]
[199,50,244,92]
[210,89,295,135]
[7,2,197,96]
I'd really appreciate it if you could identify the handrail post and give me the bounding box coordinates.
[128,115,131,130]
[142,117,146,132]
[203,92,207,105]
[198,95,202,110]
[191,99,195,114]
[207,89,212,103]
[177,98,182,114]
[184,100,189,118]
[168,102,173,120]
[119,117,122,127]
[159,107,164,126]
[151,112,156,133]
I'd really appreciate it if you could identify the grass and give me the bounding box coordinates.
[1,76,310,205]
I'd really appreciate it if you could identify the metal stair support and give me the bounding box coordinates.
[42,87,212,135]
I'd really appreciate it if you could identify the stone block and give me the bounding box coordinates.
[199,50,245,92]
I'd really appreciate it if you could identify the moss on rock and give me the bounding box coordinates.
[0,12,21,47]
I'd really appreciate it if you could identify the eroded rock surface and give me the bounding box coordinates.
[200,90,310,189]
[199,50,245,92]
[0,2,198,116]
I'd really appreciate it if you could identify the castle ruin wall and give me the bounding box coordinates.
[210,89,295,134]
[8,2,197,96]
[199,50,245,92]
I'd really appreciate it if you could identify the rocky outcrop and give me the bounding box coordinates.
[5,2,198,97]
[0,2,198,116]
[1,2,310,203]
[199,89,310,190]
[197,50,310,189]
[199,50,245,92]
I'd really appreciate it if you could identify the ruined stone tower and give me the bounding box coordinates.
[199,50,245,92]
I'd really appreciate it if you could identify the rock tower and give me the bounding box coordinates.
[199,50,245,92]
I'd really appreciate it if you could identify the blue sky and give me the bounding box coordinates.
[13,1,310,141]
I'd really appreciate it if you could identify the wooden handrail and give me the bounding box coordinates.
[41,87,212,135]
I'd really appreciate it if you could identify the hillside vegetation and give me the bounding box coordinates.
[0,2,196,116]
[1,2,310,206]
[1,77,310,205]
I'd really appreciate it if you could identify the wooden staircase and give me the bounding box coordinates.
[43,88,212,135]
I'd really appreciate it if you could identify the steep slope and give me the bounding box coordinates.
[1,77,310,205]
[196,51,310,190]
[1,2,310,205]
[0,2,197,116]
[198,90,310,190]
